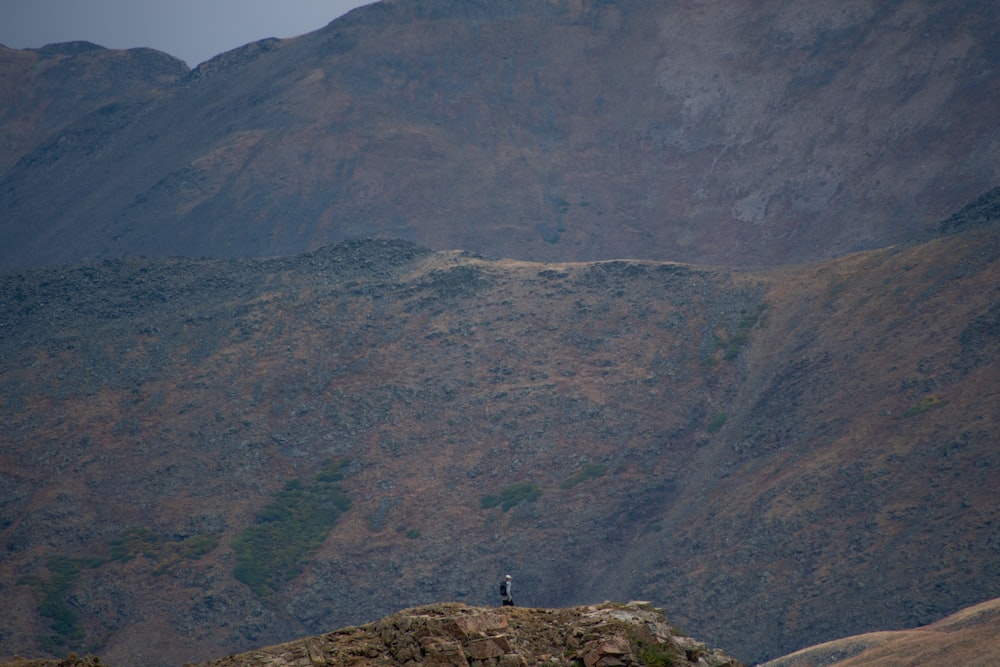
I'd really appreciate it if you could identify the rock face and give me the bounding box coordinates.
[197,602,743,667]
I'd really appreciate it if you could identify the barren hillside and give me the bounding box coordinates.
[760,597,1000,667]
[2,0,998,269]
[2,190,998,665]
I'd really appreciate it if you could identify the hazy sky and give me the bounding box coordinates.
[0,0,375,67]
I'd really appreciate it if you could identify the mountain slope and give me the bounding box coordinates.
[0,41,188,173]
[761,597,1000,667]
[2,0,998,269]
[1,192,998,665]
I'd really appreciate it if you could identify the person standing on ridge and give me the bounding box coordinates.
[500,574,513,606]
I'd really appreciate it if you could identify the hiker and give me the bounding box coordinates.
[500,574,514,606]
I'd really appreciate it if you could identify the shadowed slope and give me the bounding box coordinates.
[2,0,998,269]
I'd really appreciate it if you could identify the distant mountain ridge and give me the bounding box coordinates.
[2,0,998,269]
[0,41,188,173]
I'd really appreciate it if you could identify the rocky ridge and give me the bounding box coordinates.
[0,602,739,667]
[204,601,742,667]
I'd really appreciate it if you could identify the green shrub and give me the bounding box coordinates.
[710,303,767,363]
[637,645,677,667]
[722,333,747,359]
[480,482,542,511]
[233,459,351,597]
[26,529,217,651]
[151,554,183,576]
[706,412,727,433]
[559,463,609,489]
[740,304,767,329]
[109,527,161,562]
[178,533,220,559]
[25,556,103,652]
[902,394,948,418]
[629,630,680,667]
[109,527,220,575]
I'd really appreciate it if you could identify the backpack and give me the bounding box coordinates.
[499,581,506,596]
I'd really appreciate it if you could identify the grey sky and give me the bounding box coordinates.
[0,0,375,67]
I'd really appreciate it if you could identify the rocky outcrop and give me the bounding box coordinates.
[198,602,742,667]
